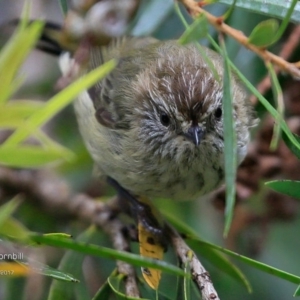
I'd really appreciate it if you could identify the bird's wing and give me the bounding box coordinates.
[87,37,158,129]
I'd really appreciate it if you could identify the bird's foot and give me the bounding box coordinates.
[107,176,168,250]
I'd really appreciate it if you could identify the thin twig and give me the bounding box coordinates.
[166,223,220,300]
[101,209,141,298]
[178,0,300,79]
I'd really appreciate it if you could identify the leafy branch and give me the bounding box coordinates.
[178,0,300,78]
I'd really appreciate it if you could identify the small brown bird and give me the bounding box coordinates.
[57,36,256,201]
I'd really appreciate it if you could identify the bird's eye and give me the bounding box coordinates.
[160,112,170,127]
[214,107,222,119]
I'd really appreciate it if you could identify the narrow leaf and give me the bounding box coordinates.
[266,62,284,150]
[248,19,279,47]
[30,129,75,161]
[282,132,300,160]
[163,211,252,292]
[44,233,72,238]
[294,285,300,297]
[220,36,237,237]
[108,274,149,300]
[178,14,208,45]
[194,239,300,285]
[0,101,44,128]
[265,180,300,200]
[0,21,44,103]
[23,259,79,282]
[0,249,78,282]
[0,197,22,228]
[48,226,97,300]
[3,59,116,147]
[0,217,30,241]
[223,0,238,20]
[30,234,185,277]
[273,0,298,42]
[207,36,300,154]
[0,145,70,168]
[232,64,300,152]
[92,280,112,300]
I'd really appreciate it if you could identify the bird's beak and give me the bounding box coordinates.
[184,125,204,146]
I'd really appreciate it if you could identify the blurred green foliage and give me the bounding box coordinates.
[0,1,300,300]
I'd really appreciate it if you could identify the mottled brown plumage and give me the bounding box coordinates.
[59,37,255,200]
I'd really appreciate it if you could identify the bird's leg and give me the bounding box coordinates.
[107,177,168,250]
[107,176,168,289]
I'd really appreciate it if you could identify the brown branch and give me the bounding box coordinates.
[166,223,220,300]
[0,167,140,298]
[178,0,300,79]
[101,209,140,298]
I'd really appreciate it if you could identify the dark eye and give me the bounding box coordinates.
[160,112,170,127]
[214,107,222,119]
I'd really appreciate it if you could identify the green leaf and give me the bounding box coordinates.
[208,35,300,155]
[218,0,300,24]
[265,180,300,200]
[0,145,71,168]
[175,0,300,157]
[0,255,77,282]
[248,19,279,47]
[48,226,97,300]
[31,129,75,162]
[266,62,283,149]
[23,259,79,283]
[108,274,150,300]
[223,0,238,20]
[30,234,186,277]
[163,211,252,293]
[282,132,300,160]
[92,280,112,300]
[220,37,237,237]
[294,285,300,297]
[44,233,72,238]
[178,14,208,45]
[167,193,300,288]
[273,0,298,42]
[0,101,44,128]
[206,34,300,162]
[190,240,253,292]
[233,65,300,152]
[0,217,30,240]
[193,239,300,286]
[0,20,44,103]
[0,197,22,228]
[3,59,116,147]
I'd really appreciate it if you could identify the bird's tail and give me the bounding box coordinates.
[36,21,65,56]
[4,19,70,56]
